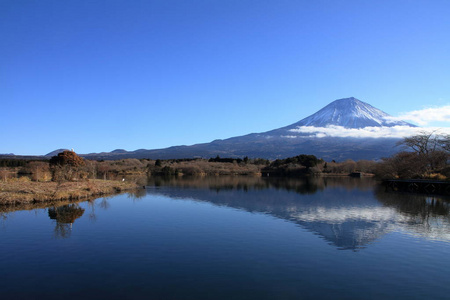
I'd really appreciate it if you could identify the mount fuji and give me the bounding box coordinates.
[286,97,412,129]
[75,97,416,161]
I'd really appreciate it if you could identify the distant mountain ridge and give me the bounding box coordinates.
[3,97,416,161]
[45,149,70,157]
[76,97,415,161]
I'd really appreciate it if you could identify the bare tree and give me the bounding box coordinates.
[386,131,450,178]
[397,131,449,155]
[27,161,51,181]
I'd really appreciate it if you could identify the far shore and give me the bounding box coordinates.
[0,179,140,206]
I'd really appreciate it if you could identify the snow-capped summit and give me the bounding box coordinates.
[291,97,414,129]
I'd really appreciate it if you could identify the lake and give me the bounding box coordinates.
[1,176,450,299]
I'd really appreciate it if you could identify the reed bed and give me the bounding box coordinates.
[0,178,139,205]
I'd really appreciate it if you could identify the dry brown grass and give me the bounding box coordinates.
[155,160,263,176]
[0,178,139,206]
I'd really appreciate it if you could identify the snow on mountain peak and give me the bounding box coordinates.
[291,97,414,129]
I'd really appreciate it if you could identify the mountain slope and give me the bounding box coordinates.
[79,97,415,161]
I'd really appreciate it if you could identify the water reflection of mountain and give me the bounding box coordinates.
[147,177,450,250]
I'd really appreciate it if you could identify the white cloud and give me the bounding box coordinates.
[284,104,450,139]
[289,125,450,139]
[388,105,450,126]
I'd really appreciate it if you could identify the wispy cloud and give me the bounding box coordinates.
[387,105,450,126]
[288,125,450,139]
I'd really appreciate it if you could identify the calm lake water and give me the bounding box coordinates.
[1,176,450,299]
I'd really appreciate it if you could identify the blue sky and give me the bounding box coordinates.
[1,0,450,155]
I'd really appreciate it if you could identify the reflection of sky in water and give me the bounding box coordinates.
[1,177,450,299]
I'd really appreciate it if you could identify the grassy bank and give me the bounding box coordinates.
[0,178,140,205]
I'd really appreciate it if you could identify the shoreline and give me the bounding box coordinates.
[0,173,376,206]
[0,179,141,206]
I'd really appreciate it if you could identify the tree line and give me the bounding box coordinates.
[2,132,449,182]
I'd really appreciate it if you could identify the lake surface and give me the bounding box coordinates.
[1,176,450,299]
